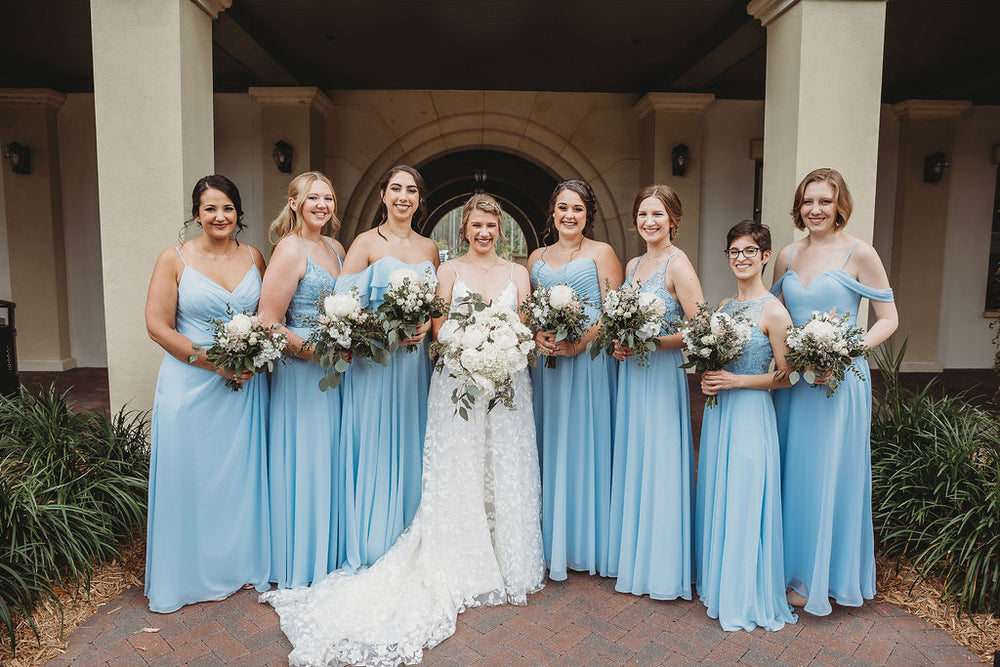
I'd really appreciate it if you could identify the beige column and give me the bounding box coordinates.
[91,0,229,412]
[248,87,332,233]
[0,89,75,370]
[748,0,887,284]
[889,100,970,372]
[633,93,715,271]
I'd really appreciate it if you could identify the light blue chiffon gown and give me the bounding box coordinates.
[268,239,342,588]
[530,255,616,580]
[145,246,269,613]
[770,241,894,616]
[608,251,694,599]
[335,256,434,569]
[695,295,797,631]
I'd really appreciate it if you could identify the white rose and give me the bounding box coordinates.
[699,347,713,357]
[493,328,518,350]
[700,334,716,346]
[518,340,535,355]
[802,319,839,342]
[462,324,488,349]
[548,284,575,309]
[387,268,419,288]
[636,292,666,318]
[438,319,461,346]
[325,293,361,318]
[638,321,660,338]
[226,313,253,337]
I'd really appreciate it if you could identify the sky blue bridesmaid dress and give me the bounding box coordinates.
[335,256,434,569]
[530,256,616,580]
[268,239,341,588]
[695,294,796,631]
[145,246,269,613]
[608,251,694,600]
[770,242,894,616]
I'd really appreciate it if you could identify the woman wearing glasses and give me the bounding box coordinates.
[695,220,796,631]
[608,185,702,600]
[770,169,897,616]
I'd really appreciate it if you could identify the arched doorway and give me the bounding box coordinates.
[412,150,560,258]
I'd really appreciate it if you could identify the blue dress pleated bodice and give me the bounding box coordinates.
[695,294,797,631]
[146,246,270,613]
[770,242,894,616]
[608,251,695,600]
[529,255,616,580]
[335,255,435,568]
[268,240,343,588]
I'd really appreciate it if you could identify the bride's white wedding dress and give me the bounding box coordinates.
[261,274,546,667]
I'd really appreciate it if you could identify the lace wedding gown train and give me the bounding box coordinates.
[262,278,546,667]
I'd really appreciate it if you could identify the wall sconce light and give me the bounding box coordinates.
[272,140,294,173]
[923,151,948,183]
[671,143,690,177]
[4,142,31,175]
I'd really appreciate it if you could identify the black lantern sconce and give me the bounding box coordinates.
[4,142,31,175]
[923,151,949,183]
[272,140,294,173]
[671,143,690,177]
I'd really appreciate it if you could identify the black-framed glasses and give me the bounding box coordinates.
[725,246,760,259]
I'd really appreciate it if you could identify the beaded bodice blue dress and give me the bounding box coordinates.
[268,240,342,588]
[334,255,434,568]
[145,246,269,613]
[608,251,694,600]
[694,294,796,631]
[530,256,616,579]
[770,242,894,616]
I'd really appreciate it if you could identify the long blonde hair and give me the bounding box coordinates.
[269,171,340,246]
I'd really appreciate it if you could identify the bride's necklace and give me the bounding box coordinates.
[465,255,502,272]
[381,223,413,242]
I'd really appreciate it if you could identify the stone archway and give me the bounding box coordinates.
[413,149,560,254]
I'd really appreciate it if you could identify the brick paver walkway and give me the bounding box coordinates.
[47,572,977,666]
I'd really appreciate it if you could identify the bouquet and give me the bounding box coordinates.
[519,284,593,369]
[784,310,867,397]
[196,311,286,391]
[677,302,754,407]
[305,288,390,391]
[378,268,448,353]
[431,293,535,420]
[588,282,667,367]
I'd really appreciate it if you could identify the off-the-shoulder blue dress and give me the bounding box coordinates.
[530,256,616,580]
[770,242,894,616]
[335,256,434,568]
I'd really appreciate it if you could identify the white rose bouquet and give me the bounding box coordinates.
[377,268,449,353]
[197,310,286,391]
[431,293,535,421]
[588,282,667,368]
[677,302,754,407]
[784,310,867,397]
[305,287,390,391]
[519,284,593,369]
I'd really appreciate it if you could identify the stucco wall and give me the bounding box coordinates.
[214,93,268,256]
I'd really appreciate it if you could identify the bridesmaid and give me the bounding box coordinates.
[695,220,797,631]
[144,175,269,612]
[526,179,622,580]
[336,165,440,568]
[258,172,345,588]
[770,168,897,616]
[608,185,702,599]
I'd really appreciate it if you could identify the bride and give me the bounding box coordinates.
[262,193,546,666]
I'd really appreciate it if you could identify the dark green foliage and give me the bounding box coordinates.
[0,387,149,653]
[871,340,1000,615]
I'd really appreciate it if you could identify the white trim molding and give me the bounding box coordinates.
[747,0,888,28]
[891,99,972,121]
[248,87,334,118]
[0,89,67,109]
[190,0,232,19]
[633,92,716,119]
[19,357,78,372]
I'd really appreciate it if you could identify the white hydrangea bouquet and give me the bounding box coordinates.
[784,310,867,397]
[677,302,754,407]
[519,284,593,369]
[431,293,535,420]
[305,287,390,391]
[377,268,449,353]
[196,311,287,391]
[588,282,667,368]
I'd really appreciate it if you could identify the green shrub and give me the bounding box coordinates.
[0,387,149,653]
[871,340,1000,615]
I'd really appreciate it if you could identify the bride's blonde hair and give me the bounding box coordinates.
[459,194,507,246]
[269,171,340,246]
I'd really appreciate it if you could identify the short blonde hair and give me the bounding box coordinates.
[790,168,852,230]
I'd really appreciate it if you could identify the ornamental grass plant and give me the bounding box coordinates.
[871,340,1000,616]
[0,387,149,654]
